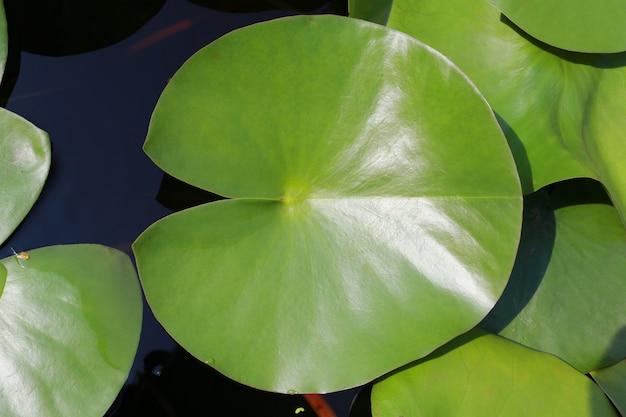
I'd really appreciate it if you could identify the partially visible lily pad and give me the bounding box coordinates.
[0,244,143,417]
[0,263,5,297]
[481,179,626,373]
[490,0,626,53]
[135,15,522,393]
[348,0,392,24]
[371,330,618,417]
[0,107,50,244]
[591,359,626,416]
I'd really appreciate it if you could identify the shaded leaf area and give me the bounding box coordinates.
[3,0,165,56]
[481,179,626,373]
[384,0,626,224]
[371,330,618,417]
[489,0,626,53]
[592,359,626,416]
[186,0,347,14]
[347,0,392,24]
[135,15,522,393]
[0,245,142,417]
[107,347,316,417]
[0,108,50,244]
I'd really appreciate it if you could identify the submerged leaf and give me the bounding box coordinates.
[135,15,522,392]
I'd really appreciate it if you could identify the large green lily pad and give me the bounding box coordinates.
[481,179,626,373]
[489,0,626,53]
[371,330,618,417]
[134,15,522,393]
[385,0,626,225]
[0,108,51,244]
[0,244,142,417]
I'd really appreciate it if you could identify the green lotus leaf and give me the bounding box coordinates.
[371,330,618,417]
[0,263,5,297]
[489,0,626,53]
[591,359,626,415]
[385,0,626,212]
[134,15,523,393]
[348,0,392,24]
[0,108,51,245]
[0,244,143,417]
[481,179,626,373]
[584,67,626,226]
[0,0,7,79]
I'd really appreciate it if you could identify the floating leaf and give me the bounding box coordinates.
[348,0,392,25]
[591,359,626,416]
[0,245,142,417]
[0,108,51,245]
[0,263,5,297]
[134,15,522,393]
[489,0,626,53]
[384,0,626,220]
[0,0,7,79]
[371,330,618,417]
[481,179,626,372]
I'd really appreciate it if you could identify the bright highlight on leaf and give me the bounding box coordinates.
[134,15,522,393]
[372,330,619,417]
[384,0,626,227]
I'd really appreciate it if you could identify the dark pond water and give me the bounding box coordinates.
[2,0,364,415]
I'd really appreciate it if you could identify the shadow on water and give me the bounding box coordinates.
[106,346,313,417]
[3,0,166,56]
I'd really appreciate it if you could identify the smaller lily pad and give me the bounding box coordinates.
[0,244,142,417]
[490,0,626,53]
[0,107,50,245]
[371,330,618,417]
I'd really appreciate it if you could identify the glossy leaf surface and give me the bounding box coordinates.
[371,330,618,417]
[0,245,143,417]
[0,0,7,79]
[481,179,626,373]
[490,0,626,53]
[591,359,626,416]
[135,15,522,393]
[0,108,51,244]
[385,0,626,215]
